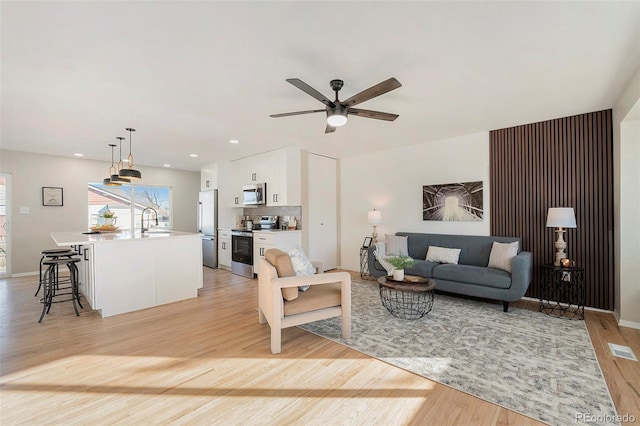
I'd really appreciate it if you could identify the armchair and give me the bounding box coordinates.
[258,248,351,354]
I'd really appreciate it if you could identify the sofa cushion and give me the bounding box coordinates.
[265,248,298,301]
[385,234,408,256]
[406,259,440,278]
[426,246,461,264]
[488,241,519,272]
[397,232,520,267]
[432,264,512,289]
[283,282,341,316]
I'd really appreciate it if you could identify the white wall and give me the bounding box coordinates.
[0,150,200,275]
[339,132,490,271]
[613,64,640,327]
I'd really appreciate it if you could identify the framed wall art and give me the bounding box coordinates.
[423,181,483,221]
[42,187,64,206]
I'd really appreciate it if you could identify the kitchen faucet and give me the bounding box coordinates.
[141,207,158,233]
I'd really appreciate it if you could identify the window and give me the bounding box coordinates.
[88,183,172,231]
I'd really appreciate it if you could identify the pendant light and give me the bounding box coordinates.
[119,127,142,180]
[103,144,122,187]
[110,136,131,184]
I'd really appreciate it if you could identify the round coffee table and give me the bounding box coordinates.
[377,275,436,320]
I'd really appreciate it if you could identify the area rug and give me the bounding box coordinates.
[299,280,619,426]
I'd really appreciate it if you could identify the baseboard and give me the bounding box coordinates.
[11,271,38,278]
[618,319,640,330]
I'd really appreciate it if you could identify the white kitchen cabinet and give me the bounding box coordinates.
[266,147,301,206]
[253,230,302,275]
[200,162,217,191]
[75,244,96,309]
[230,155,266,207]
[218,229,231,270]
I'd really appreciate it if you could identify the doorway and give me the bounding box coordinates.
[0,173,10,277]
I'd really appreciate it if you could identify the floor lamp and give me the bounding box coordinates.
[368,209,382,243]
[546,207,577,266]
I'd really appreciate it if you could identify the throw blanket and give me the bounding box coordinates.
[373,242,394,275]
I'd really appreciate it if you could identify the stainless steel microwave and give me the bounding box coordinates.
[242,183,266,205]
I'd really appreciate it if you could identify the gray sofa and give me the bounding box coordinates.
[367,232,533,312]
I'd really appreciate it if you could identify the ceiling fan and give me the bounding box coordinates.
[270,77,402,133]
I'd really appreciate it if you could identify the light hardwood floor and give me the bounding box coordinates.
[1,269,638,425]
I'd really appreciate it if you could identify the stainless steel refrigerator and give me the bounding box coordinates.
[198,190,218,268]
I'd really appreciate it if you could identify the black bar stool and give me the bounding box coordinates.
[35,248,76,296]
[39,257,83,323]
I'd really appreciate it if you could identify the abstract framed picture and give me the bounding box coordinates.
[42,187,64,206]
[423,181,483,221]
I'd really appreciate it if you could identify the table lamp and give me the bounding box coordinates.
[546,207,577,266]
[368,209,382,243]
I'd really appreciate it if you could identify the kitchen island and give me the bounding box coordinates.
[51,230,203,318]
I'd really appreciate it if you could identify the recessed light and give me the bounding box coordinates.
[163,164,171,167]
[190,154,198,158]
[74,153,84,157]
[229,139,239,144]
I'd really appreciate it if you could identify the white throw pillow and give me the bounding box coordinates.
[426,246,461,264]
[488,241,519,273]
[287,246,315,291]
[385,234,408,256]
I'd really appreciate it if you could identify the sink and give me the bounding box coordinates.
[143,229,173,234]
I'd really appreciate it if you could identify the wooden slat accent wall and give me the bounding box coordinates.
[489,110,614,310]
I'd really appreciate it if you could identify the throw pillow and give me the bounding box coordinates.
[425,246,461,264]
[488,241,519,273]
[287,246,315,291]
[385,234,409,256]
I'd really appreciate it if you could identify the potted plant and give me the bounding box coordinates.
[384,255,415,281]
[102,211,117,226]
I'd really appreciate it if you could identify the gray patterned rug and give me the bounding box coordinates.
[299,280,619,426]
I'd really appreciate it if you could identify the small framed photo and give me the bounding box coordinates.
[42,187,63,206]
[362,237,373,248]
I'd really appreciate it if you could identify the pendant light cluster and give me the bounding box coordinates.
[103,127,142,186]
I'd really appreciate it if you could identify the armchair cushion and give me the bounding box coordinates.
[283,282,341,316]
[264,248,298,301]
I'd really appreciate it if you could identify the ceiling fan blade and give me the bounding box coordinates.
[325,124,336,134]
[286,78,335,107]
[270,109,325,118]
[349,108,399,121]
[342,77,402,108]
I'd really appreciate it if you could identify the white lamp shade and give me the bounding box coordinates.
[546,207,577,228]
[368,209,382,224]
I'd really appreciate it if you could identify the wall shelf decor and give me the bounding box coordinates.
[42,187,63,206]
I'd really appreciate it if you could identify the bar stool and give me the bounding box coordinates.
[35,248,76,296]
[39,257,83,323]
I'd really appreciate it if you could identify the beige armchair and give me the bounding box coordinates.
[258,248,351,354]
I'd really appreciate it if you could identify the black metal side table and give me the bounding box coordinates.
[360,247,373,280]
[539,264,585,320]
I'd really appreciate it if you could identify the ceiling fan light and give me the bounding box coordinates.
[327,110,348,127]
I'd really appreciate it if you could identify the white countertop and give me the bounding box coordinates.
[252,229,301,234]
[51,230,201,246]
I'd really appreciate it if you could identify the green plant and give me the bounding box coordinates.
[102,211,115,219]
[384,255,415,270]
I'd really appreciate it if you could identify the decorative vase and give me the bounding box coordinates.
[392,269,404,281]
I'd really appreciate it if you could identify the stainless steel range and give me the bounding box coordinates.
[230,216,279,278]
[231,229,253,278]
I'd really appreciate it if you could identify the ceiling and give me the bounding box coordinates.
[2,1,639,172]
